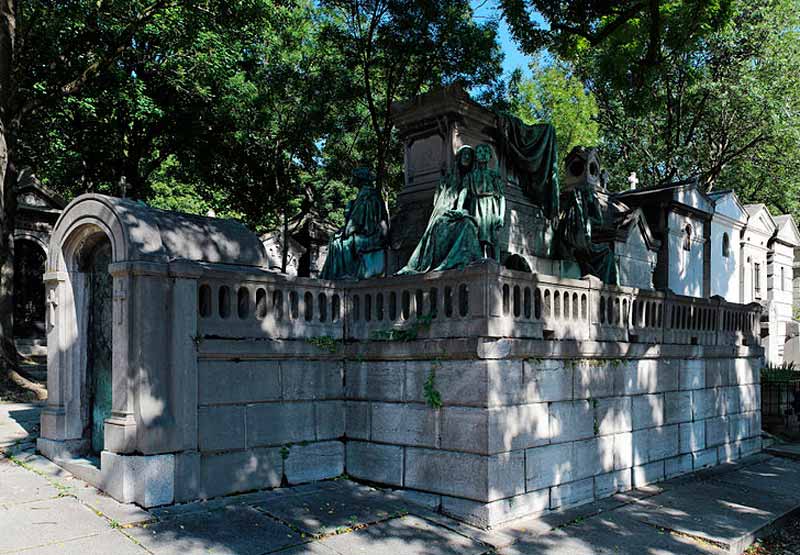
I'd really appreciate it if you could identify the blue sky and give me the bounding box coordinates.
[470,0,542,77]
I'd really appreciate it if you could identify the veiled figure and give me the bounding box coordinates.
[398,146,482,275]
[466,144,505,260]
[321,168,389,280]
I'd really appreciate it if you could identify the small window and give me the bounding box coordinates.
[781,266,785,291]
[683,224,693,251]
[754,263,761,296]
[722,233,730,258]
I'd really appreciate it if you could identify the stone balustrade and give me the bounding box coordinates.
[192,261,761,347]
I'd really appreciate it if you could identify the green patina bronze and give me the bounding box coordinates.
[398,145,483,275]
[466,144,506,260]
[321,168,389,280]
[87,241,113,455]
[495,113,559,220]
[557,185,618,285]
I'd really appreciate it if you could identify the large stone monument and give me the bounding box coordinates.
[38,88,765,530]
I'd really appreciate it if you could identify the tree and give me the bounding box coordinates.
[1,0,175,369]
[320,0,504,190]
[507,61,599,158]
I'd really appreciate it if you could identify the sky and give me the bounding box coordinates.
[470,0,541,77]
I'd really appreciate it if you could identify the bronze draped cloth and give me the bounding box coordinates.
[495,113,560,220]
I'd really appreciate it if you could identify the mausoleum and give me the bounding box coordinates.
[39,87,765,529]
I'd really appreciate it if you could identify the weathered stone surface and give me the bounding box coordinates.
[679,359,706,390]
[692,447,718,469]
[613,432,634,470]
[0,458,60,505]
[573,363,618,400]
[632,425,679,465]
[441,407,487,453]
[488,404,549,452]
[404,360,521,407]
[595,397,632,436]
[521,359,572,402]
[631,394,664,429]
[664,390,692,425]
[621,359,678,395]
[345,401,370,440]
[550,477,594,509]
[246,402,316,447]
[346,361,406,401]
[594,469,632,498]
[526,443,574,491]
[281,360,344,400]
[15,531,150,555]
[199,448,282,498]
[317,401,345,440]
[371,403,438,448]
[549,401,593,443]
[705,416,730,447]
[632,460,664,487]
[284,441,344,484]
[679,421,706,454]
[198,405,245,451]
[346,441,403,486]
[665,453,693,478]
[573,437,614,480]
[198,360,281,405]
[441,489,549,529]
[692,389,718,420]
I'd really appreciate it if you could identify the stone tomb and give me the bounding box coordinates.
[39,192,765,528]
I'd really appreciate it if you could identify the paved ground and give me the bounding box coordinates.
[3,402,800,555]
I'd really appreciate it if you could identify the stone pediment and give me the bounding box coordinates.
[775,215,800,247]
[15,168,66,212]
[709,190,748,224]
[744,204,777,237]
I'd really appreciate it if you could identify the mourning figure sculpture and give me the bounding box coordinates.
[398,145,483,274]
[466,144,506,260]
[321,168,389,280]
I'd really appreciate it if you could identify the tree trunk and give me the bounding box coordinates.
[0,0,16,371]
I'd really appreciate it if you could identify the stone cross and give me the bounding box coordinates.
[46,289,58,329]
[628,172,639,190]
[113,282,127,326]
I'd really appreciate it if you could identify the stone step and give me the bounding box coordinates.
[16,363,47,384]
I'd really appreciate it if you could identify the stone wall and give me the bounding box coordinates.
[343,342,761,528]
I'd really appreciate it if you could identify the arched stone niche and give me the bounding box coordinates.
[38,194,267,504]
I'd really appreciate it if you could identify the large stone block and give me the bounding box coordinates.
[679,421,705,454]
[404,359,521,408]
[100,452,175,507]
[345,401,370,440]
[595,469,632,499]
[632,425,679,465]
[729,413,750,442]
[404,447,524,502]
[632,394,664,430]
[679,360,706,391]
[441,489,549,529]
[716,386,740,416]
[613,432,634,470]
[490,404,550,452]
[246,402,316,447]
[281,360,343,400]
[173,451,200,503]
[284,441,344,484]
[316,401,345,440]
[573,436,614,480]
[632,460,664,487]
[198,405,245,452]
[346,441,403,486]
[199,448,282,499]
[738,385,759,413]
[718,441,738,463]
[734,357,758,385]
[371,402,438,448]
[441,407,487,453]
[622,359,678,395]
[549,400,594,443]
[739,436,761,457]
[198,360,280,405]
[345,361,405,401]
[521,359,573,402]
[525,442,574,491]
[692,447,718,469]
[665,453,693,478]
[705,416,730,447]
[550,477,594,509]
[595,397,632,436]
[573,362,618,400]
[705,359,733,388]
[692,389,718,420]
[664,391,693,425]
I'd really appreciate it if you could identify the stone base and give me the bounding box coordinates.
[100,451,175,507]
[36,437,89,461]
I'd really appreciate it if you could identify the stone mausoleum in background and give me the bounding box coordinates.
[36,86,794,528]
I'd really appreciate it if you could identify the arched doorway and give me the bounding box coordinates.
[13,238,47,340]
[78,235,114,455]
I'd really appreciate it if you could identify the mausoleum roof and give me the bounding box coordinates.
[51,194,268,268]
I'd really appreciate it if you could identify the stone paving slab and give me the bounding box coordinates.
[766,442,800,460]
[0,496,110,552]
[7,531,149,555]
[617,477,798,553]
[253,481,406,536]
[0,458,60,505]
[501,511,723,555]
[126,504,302,555]
[318,515,491,555]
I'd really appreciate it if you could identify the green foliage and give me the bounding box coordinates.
[507,61,599,157]
[761,362,799,383]
[306,335,341,354]
[369,314,434,342]
[423,363,443,410]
